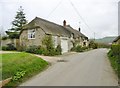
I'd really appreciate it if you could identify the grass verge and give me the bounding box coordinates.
[1,52,49,87]
[107,50,120,80]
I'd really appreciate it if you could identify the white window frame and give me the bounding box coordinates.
[28,29,35,39]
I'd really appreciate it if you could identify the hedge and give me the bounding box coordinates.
[108,44,120,79]
[111,44,120,57]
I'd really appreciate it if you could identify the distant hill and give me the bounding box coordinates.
[91,36,117,44]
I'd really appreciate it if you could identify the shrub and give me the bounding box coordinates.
[71,45,83,52]
[25,45,43,55]
[111,44,120,57]
[7,44,17,50]
[71,46,76,51]
[111,44,120,65]
[89,41,98,49]
[42,35,54,50]
[25,36,62,56]
[92,43,98,49]
[42,36,56,56]
[17,46,26,51]
[55,45,62,55]
[37,46,45,54]
[26,45,37,53]
[42,48,50,56]
[82,46,88,51]
[44,48,56,56]
[2,46,8,51]
[12,70,26,81]
[76,45,83,52]
[2,44,16,51]
[2,36,8,40]
[108,44,120,79]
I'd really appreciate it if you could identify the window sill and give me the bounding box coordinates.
[28,38,35,39]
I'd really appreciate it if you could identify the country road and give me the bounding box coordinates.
[20,49,118,86]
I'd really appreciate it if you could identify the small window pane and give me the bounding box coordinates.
[28,29,35,39]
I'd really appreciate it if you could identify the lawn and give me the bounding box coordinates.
[1,52,49,87]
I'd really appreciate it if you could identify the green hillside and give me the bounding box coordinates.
[92,36,117,44]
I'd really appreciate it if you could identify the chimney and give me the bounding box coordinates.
[79,27,81,32]
[63,20,66,27]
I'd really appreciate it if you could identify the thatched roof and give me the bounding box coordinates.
[21,17,88,39]
[66,25,88,39]
[22,17,71,37]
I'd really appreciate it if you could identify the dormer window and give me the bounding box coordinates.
[28,29,35,39]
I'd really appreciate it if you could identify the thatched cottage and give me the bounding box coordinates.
[20,17,89,53]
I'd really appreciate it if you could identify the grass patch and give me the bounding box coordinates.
[1,52,49,87]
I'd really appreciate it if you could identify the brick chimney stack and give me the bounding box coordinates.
[79,27,81,32]
[63,20,66,27]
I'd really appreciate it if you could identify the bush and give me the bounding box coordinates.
[43,48,50,56]
[43,48,56,56]
[71,46,76,51]
[25,45,43,55]
[71,45,83,52]
[42,36,56,56]
[7,44,17,50]
[25,44,62,56]
[93,44,98,49]
[108,44,120,79]
[42,45,62,56]
[26,45,37,53]
[82,46,88,51]
[76,45,83,52]
[111,44,120,57]
[17,46,26,51]
[2,36,8,40]
[2,44,16,51]
[55,45,62,55]
[24,36,62,56]
[2,46,8,51]
[89,41,98,49]
[12,71,26,81]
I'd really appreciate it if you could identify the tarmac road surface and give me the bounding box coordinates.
[20,49,118,86]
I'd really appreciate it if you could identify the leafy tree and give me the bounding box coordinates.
[6,6,27,39]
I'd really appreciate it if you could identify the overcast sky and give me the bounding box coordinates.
[0,0,119,39]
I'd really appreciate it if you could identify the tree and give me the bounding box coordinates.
[6,6,27,39]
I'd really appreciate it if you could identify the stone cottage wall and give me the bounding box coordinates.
[20,28,46,48]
